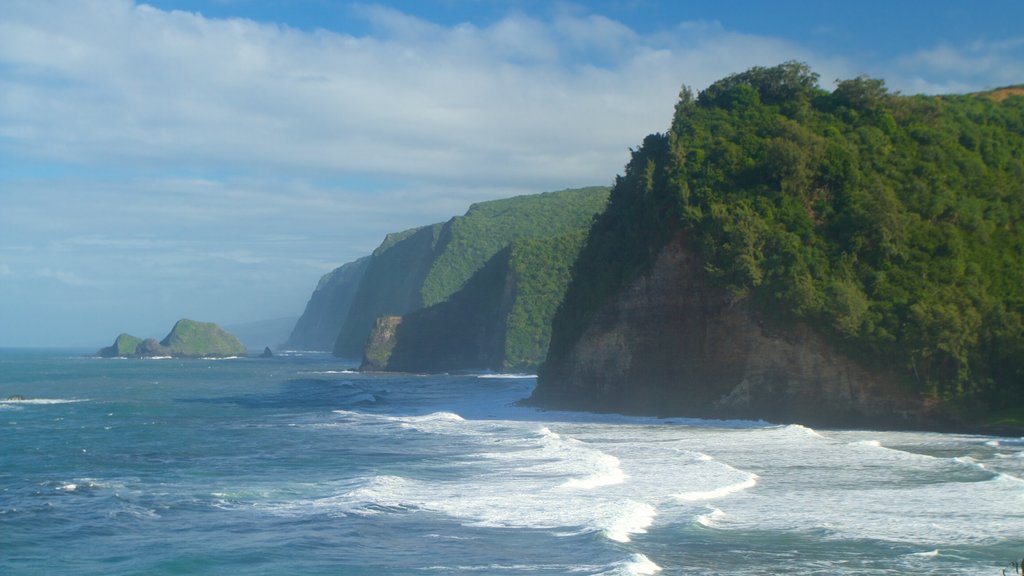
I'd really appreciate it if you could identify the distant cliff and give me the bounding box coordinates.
[362,229,592,373]
[286,257,370,351]
[312,187,610,362]
[97,319,247,358]
[534,63,1024,430]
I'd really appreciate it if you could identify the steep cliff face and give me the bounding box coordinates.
[328,187,610,360]
[361,249,514,372]
[533,232,936,428]
[286,256,370,351]
[333,225,445,357]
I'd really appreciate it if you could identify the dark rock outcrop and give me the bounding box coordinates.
[135,338,173,358]
[361,316,403,371]
[532,233,938,429]
[260,346,274,358]
[360,248,514,372]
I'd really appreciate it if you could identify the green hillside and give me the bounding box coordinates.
[547,62,1024,416]
[333,187,610,358]
[364,226,593,373]
[160,319,247,358]
[419,187,613,307]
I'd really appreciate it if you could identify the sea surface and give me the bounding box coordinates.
[2,348,1022,575]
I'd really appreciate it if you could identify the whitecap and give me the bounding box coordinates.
[597,553,663,575]
[783,424,825,438]
[909,549,940,558]
[850,439,882,448]
[1,398,88,405]
[560,453,627,489]
[696,506,725,528]
[476,374,537,379]
[675,475,758,502]
[604,501,656,543]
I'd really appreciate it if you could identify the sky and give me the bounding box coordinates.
[2,1,1023,347]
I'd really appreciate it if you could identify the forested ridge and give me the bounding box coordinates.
[548,62,1024,420]
[326,186,609,361]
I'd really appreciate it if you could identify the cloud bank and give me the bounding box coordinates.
[1,1,1021,345]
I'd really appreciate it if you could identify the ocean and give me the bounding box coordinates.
[1,348,1022,575]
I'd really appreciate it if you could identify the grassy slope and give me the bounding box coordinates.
[160,319,247,357]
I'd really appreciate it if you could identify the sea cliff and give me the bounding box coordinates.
[533,232,935,428]
[533,63,1024,431]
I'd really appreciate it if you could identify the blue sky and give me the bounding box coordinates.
[2,0,1023,347]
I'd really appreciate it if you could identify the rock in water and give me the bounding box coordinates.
[135,338,173,357]
[260,347,274,358]
[97,333,142,357]
[159,319,247,358]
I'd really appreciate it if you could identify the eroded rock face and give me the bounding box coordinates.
[361,316,403,371]
[533,232,936,429]
[135,338,173,358]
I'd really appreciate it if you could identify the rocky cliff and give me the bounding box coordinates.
[533,232,936,428]
[286,256,370,351]
[532,63,1024,431]
[324,187,610,360]
[361,248,514,372]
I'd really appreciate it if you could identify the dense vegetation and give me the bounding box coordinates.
[97,333,143,357]
[334,224,445,356]
[333,187,610,358]
[549,62,1024,414]
[503,229,591,370]
[160,319,247,357]
[420,187,613,307]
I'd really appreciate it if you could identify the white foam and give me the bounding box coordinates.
[909,549,940,558]
[696,506,725,528]
[476,374,536,379]
[602,553,662,575]
[1,398,88,405]
[604,501,656,543]
[560,453,627,489]
[851,439,882,448]
[675,475,758,502]
[783,424,825,438]
[304,370,358,375]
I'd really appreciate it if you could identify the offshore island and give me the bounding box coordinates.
[98,318,247,359]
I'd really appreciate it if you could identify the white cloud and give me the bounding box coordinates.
[33,267,89,287]
[894,38,1024,93]
[1,1,1021,346]
[0,0,839,192]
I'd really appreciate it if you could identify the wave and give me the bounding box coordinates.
[908,549,940,558]
[1,398,89,405]
[675,475,758,502]
[696,506,726,528]
[476,374,537,379]
[300,370,358,375]
[598,553,663,575]
[604,501,656,543]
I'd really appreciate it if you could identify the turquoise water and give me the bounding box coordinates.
[2,349,1022,575]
